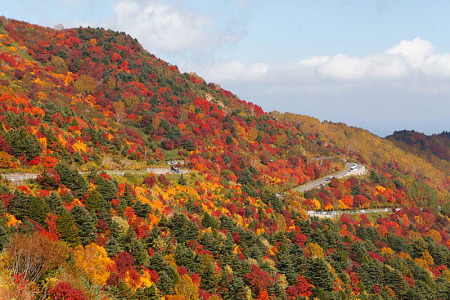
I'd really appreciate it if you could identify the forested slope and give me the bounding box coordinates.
[387,130,450,175]
[0,17,449,300]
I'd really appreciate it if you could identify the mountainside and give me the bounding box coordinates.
[0,17,450,300]
[387,130,450,174]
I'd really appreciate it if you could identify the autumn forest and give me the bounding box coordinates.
[0,17,449,300]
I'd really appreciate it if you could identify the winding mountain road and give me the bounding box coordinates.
[295,163,366,193]
[290,162,397,218]
[1,167,186,184]
[307,207,396,219]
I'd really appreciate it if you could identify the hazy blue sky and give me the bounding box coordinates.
[2,0,450,136]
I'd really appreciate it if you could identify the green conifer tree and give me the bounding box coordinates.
[27,196,49,226]
[129,238,149,267]
[94,175,118,201]
[8,190,30,220]
[85,189,107,213]
[71,205,97,245]
[307,258,335,292]
[157,271,175,295]
[4,128,41,161]
[106,221,123,256]
[55,162,88,196]
[56,211,80,247]
[45,192,63,214]
[133,200,152,218]
[133,285,161,300]
[0,224,9,251]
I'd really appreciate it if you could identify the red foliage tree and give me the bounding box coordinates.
[144,174,157,188]
[244,265,273,295]
[49,282,88,300]
[286,275,315,299]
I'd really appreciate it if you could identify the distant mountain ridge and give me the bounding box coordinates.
[387,130,450,174]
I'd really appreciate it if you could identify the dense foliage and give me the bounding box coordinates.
[0,17,449,299]
[387,130,450,175]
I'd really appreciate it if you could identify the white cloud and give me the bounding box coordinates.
[385,37,434,69]
[313,54,411,80]
[106,0,244,56]
[202,37,450,86]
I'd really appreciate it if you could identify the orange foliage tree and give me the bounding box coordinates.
[73,243,115,286]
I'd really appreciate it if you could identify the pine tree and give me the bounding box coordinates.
[4,128,41,161]
[177,174,187,185]
[106,221,122,256]
[199,232,221,257]
[199,256,220,293]
[71,205,97,245]
[27,196,49,226]
[55,162,88,196]
[123,183,134,203]
[0,200,6,226]
[168,213,199,243]
[276,248,298,285]
[436,278,450,300]
[218,233,235,266]
[248,244,263,262]
[129,238,149,267]
[225,276,248,300]
[94,175,118,201]
[383,265,408,297]
[358,259,383,287]
[86,189,107,213]
[0,224,9,251]
[174,244,196,270]
[8,190,30,220]
[45,192,63,214]
[133,285,161,300]
[157,271,175,295]
[149,252,169,273]
[307,258,335,292]
[56,211,80,247]
[201,212,219,229]
[110,281,134,299]
[133,200,152,218]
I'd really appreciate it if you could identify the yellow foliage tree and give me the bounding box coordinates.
[123,94,141,109]
[139,270,154,288]
[2,233,69,283]
[420,251,434,267]
[0,151,13,168]
[72,140,87,152]
[51,56,65,72]
[324,202,334,211]
[427,229,442,243]
[414,258,430,270]
[74,74,95,95]
[174,274,199,300]
[112,101,126,123]
[305,242,324,258]
[397,251,411,260]
[312,198,321,210]
[247,127,258,142]
[273,213,287,232]
[337,200,350,210]
[441,269,450,282]
[381,247,395,256]
[73,243,114,286]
